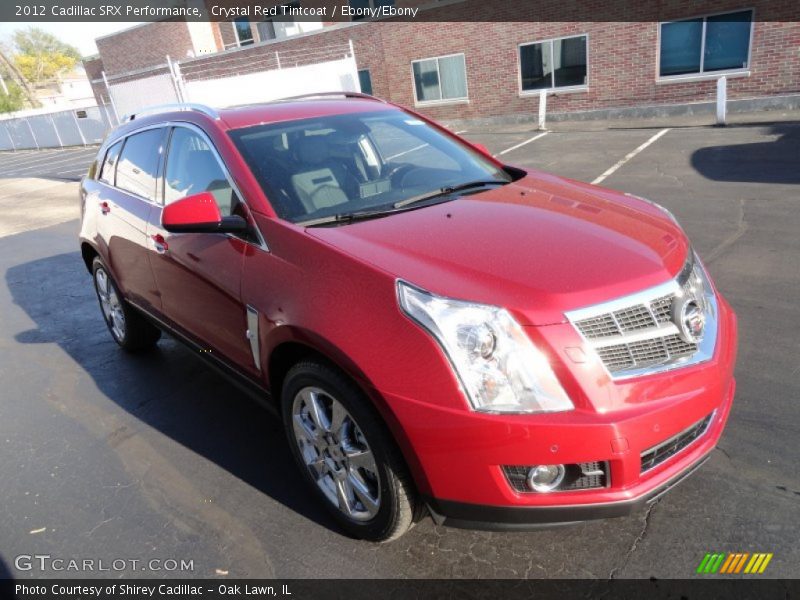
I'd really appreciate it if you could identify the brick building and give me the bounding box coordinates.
[85,0,800,123]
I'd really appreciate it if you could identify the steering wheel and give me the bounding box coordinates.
[385,163,420,191]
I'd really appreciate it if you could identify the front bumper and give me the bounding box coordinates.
[426,451,711,530]
[381,295,738,527]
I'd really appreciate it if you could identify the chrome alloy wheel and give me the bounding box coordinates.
[94,267,126,341]
[291,387,381,521]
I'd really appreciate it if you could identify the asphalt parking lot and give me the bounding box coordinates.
[0,121,798,579]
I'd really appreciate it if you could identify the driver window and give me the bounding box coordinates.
[164,127,240,217]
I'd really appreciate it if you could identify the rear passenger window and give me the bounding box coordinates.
[116,129,165,201]
[164,127,241,217]
[99,141,122,185]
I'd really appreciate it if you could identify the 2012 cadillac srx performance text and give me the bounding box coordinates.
[78,93,737,541]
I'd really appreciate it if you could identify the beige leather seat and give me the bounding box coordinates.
[290,137,352,213]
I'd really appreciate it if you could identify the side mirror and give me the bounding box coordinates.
[162,192,248,234]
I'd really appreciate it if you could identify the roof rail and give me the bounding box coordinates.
[122,103,219,122]
[276,91,386,103]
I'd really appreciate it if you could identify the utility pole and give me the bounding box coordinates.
[0,49,40,107]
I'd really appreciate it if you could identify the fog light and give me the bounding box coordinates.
[527,464,565,492]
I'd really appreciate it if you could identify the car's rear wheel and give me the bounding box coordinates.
[92,257,160,352]
[282,360,417,542]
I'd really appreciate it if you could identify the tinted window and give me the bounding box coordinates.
[520,42,552,91]
[234,18,254,45]
[99,141,122,185]
[412,54,467,103]
[660,19,703,76]
[704,11,752,71]
[116,129,164,201]
[164,127,240,217]
[659,11,752,77]
[520,35,587,91]
[358,69,373,95]
[229,110,510,224]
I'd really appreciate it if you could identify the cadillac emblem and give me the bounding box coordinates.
[673,296,706,344]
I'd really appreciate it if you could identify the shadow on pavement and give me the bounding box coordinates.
[0,555,14,600]
[0,555,12,579]
[690,123,800,184]
[6,251,341,537]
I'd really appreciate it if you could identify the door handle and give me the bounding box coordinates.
[150,234,168,254]
[99,201,110,215]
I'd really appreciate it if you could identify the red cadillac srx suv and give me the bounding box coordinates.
[79,93,737,541]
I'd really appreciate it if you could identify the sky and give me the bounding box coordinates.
[0,22,143,57]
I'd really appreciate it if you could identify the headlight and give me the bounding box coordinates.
[397,281,574,414]
[674,252,716,344]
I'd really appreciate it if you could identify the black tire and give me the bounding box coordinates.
[281,360,418,542]
[91,257,161,352]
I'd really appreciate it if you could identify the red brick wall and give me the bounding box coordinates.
[96,22,195,76]
[373,15,799,121]
[94,0,800,120]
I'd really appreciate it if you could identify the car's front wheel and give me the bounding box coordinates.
[92,257,161,352]
[282,360,418,542]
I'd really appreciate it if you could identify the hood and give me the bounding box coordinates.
[308,171,689,325]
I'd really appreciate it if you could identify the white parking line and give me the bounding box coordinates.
[495,131,549,157]
[591,128,671,185]
[0,151,94,174]
[56,167,88,176]
[1,147,93,162]
[0,149,81,168]
[386,143,428,161]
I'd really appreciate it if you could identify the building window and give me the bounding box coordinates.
[519,35,587,92]
[256,1,302,41]
[659,10,753,78]
[349,0,395,21]
[411,53,468,105]
[233,17,254,47]
[358,69,373,95]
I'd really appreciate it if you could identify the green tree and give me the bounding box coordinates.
[0,78,25,113]
[11,27,81,86]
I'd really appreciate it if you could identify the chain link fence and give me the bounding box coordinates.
[0,105,114,152]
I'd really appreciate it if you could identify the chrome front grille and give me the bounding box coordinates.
[650,294,674,324]
[566,254,718,379]
[595,334,698,373]
[641,413,714,473]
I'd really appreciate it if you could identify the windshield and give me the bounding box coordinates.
[228,109,512,225]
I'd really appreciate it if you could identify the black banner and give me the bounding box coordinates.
[2,0,800,22]
[2,579,799,600]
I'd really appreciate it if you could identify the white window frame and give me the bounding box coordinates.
[518,34,589,96]
[656,8,755,83]
[232,18,255,48]
[410,52,469,107]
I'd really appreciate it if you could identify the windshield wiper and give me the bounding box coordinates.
[297,207,406,227]
[393,180,507,208]
[297,180,508,227]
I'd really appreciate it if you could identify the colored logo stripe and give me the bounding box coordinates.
[697,553,773,574]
